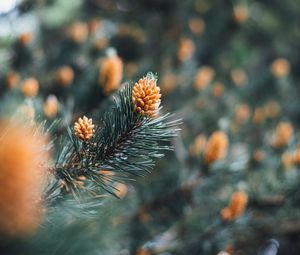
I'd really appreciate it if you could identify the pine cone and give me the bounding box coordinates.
[193,66,215,90]
[18,32,33,46]
[56,66,74,86]
[6,71,20,89]
[21,78,39,97]
[74,116,95,141]
[203,131,229,165]
[0,121,48,237]
[233,5,249,24]
[132,74,161,117]
[68,21,88,44]
[43,95,59,118]
[221,191,248,221]
[271,121,293,148]
[271,58,290,78]
[98,55,123,95]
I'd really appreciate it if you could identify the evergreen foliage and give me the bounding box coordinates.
[0,0,299,254]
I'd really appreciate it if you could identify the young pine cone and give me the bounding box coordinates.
[132,74,161,117]
[56,66,74,87]
[21,78,39,98]
[98,54,123,95]
[0,121,48,237]
[203,131,229,165]
[271,121,293,149]
[221,191,248,221]
[74,116,95,141]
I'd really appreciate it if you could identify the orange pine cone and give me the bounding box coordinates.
[132,74,161,117]
[98,55,123,95]
[271,58,290,78]
[281,152,294,169]
[74,116,95,141]
[43,95,59,118]
[114,183,128,198]
[0,121,48,237]
[194,66,215,90]
[271,122,293,148]
[68,21,88,43]
[292,149,300,165]
[229,191,248,219]
[189,134,207,156]
[221,191,248,221]
[220,207,232,221]
[56,66,74,86]
[21,78,39,97]
[177,37,195,62]
[18,32,33,46]
[233,5,249,24]
[5,71,20,89]
[203,131,229,165]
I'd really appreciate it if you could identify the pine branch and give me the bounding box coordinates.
[49,74,180,204]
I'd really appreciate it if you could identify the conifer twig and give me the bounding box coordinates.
[47,73,180,206]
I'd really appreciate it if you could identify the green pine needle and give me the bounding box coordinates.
[50,76,180,206]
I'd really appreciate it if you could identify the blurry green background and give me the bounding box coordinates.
[1,0,300,254]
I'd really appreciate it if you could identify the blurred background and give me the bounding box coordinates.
[1,0,300,254]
